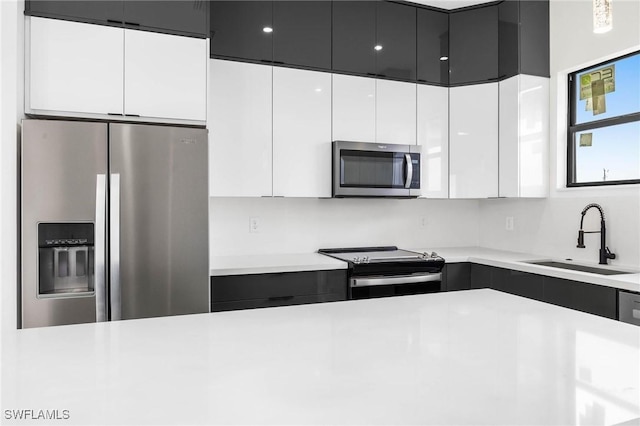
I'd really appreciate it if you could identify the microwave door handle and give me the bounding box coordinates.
[404,153,413,189]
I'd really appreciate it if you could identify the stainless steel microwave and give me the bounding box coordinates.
[332,141,421,198]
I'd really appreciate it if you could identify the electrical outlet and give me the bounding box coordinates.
[420,217,428,228]
[249,217,260,233]
[505,216,514,232]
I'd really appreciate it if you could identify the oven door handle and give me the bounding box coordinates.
[404,153,413,189]
[351,272,441,288]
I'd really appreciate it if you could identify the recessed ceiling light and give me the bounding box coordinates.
[263,27,273,33]
[439,56,449,61]
[315,88,322,92]
[374,45,383,51]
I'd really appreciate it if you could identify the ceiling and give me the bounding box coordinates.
[406,0,496,10]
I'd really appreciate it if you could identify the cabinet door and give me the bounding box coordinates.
[443,263,470,291]
[332,1,377,76]
[498,0,519,80]
[376,2,416,81]
[124,30,207,122]
[332,74,376,142]
[499,75,520,198]
[210,1,272,62]
[492,268,544,300]
[28,17,124,116]
[417,84,449,198]
[470,264,493,289]
[449,83,498,198]
[520,0,550,78]
[543,277,617,319]
[417,8,449,85]
[25,1,123,25]
[499,75,549,198]
[209,60,272,197]
[272,1,331,70]
[449,5,498,85]
[376,79,417,145]
[273,68,332,197]
[123,1,208,37]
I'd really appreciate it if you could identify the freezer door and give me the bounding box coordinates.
[109,124,209,320]
[21,120,108,328]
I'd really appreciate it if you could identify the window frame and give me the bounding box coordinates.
[566,50,640,187]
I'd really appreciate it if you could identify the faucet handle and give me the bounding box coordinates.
[605,247,616,259]
[577,230,585,248]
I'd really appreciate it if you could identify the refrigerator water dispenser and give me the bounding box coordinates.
[38,223,94,297]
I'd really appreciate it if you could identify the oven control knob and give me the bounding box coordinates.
[431,251,438,258]
[362,256,369,263]
[353,256,360,264]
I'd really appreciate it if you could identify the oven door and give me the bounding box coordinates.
[349,272,441,300]
[333,141,421,198]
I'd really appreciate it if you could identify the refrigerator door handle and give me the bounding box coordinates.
[95,174,107,322]
[110,173,122,321]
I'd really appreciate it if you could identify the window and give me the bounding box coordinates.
[567,51,640,187]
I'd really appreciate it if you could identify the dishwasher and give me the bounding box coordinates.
[619,291,640,326]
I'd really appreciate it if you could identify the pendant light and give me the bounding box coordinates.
[593,0,612,34]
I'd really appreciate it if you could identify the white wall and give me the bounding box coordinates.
[479,0,640,267]
[0,0,23,332]
[210,198,480,258]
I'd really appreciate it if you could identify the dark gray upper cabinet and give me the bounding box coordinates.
[272,1,332,70]
[519,0,550,77]
[122,1,208,37]
[210,1,273,62]
[498,0,519,79]
[449,5,499,85]
[417,8,449,85]
[376,2,417,81]
[25,1,208,37]
[332,1,377,76]
[25,1,123,25]
[499,0,550,79]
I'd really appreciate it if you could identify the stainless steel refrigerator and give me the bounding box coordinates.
[20,119,209,328]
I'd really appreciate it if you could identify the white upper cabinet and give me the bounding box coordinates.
[124,30,207,122]
[449,82,499,198]
[376,79,417,145]
[27,17,124,116]
[332,74,376,142]
[499,75,549,198]
[417,85,449,198]
[27,17,207,124]
[273,67,332,198]
[209,59,272,197]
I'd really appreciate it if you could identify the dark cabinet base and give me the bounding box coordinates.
[445,262,618,321]
[211,269,347,313]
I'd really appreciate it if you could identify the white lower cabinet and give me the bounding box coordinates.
[124,30,207,122]
[27,17,124,116]
[449,83,499,198]
[273,67,332,197]
[208,60,272,197]
[417,85,449,198]
[332,74,376,142]
[499,75,549,198]
[27,16,207,124]
[376,79,417,145]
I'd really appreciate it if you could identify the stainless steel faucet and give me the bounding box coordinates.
[576,203,616,265]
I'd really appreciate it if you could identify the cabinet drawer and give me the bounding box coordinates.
[211,270,347,303]
[210,293,345,313]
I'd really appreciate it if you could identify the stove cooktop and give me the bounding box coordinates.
[318,246,445,271]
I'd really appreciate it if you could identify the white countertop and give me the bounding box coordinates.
[210,252,347,276]
[2,290,639,425]
[413,246,640,293]
[210,247,640,292]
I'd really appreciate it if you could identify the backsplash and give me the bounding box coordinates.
[209,197,480,259]
[479,195,640,268]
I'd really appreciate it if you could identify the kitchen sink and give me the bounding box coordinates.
[524,260,635,275]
